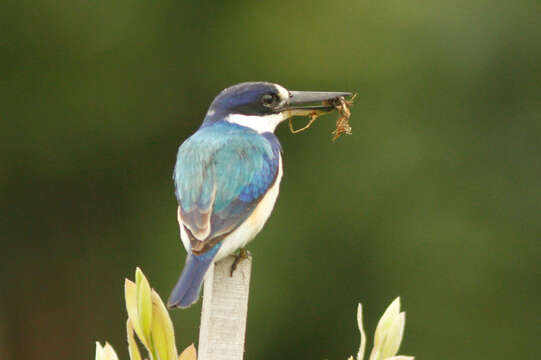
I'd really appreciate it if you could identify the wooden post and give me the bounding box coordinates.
[198,255,252,360]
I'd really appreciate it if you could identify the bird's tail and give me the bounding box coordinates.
[167,243,221,309]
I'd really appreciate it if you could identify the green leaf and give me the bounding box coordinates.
[95,342,105,360]
[95,342,119,360]
[380,312,405,359]
[125,279,149,348]
[151,288,178,360]
[357,303,367,360]
[103,343,120,360]
[370,297,401,360]
[127,319,143,360]
[136,267,153,344]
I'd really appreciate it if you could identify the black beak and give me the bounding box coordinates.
[286,90,352,113]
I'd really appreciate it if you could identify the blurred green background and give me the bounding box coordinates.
[2,0,540,359]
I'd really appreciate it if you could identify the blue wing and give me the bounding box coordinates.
[173,121,282,254]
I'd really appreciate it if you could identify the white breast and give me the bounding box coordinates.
[177,156,283,262]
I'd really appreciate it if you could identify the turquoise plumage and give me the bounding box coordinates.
[168,120,281,308]
[173,120,281,248]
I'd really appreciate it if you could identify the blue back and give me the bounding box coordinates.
[174,121,282,247]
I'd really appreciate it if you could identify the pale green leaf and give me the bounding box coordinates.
[151,288,178,360]
[357,303,367,360]
[380,312,405,359]
[95,342,120,360]
[370,348,381,360]
[374,297,400,346]
[103,343,120,360]
[95,342,105,360]
[136,267,153,343]
[370,297,401,360]
[178,344,197,360]
[125,279,149,348]
[127,319,143,360]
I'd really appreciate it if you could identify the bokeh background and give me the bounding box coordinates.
[2,0,540,359]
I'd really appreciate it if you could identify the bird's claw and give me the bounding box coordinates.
[230,248,251,276]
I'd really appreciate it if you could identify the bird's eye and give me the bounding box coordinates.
[261,93,279,107]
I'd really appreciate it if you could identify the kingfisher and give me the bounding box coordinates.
[167,82,351,308]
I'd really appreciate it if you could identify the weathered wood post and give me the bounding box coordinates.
[198,255,252,360]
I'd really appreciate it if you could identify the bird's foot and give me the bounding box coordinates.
[230,248,251,277]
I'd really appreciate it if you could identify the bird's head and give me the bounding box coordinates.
[203,82,351,133]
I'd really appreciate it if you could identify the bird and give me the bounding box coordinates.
[167,82,351,308]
